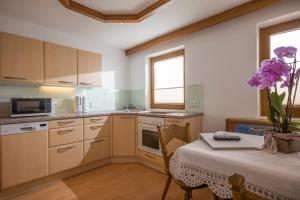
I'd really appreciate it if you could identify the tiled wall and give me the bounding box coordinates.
[0,83,203,117]
[0,85,131,117]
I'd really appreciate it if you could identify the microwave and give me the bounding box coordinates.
[10,98,52,118]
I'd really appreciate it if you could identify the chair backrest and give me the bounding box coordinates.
[158,123,190,173]
[229,174,269,200]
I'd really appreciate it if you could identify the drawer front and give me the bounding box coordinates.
[84,137,109,164]
[84,123,109,140]
[138,150,164,166]
[49,142,83,174]
[49,126,83,147]
[84,116,108,125]
[49,118,83,129]
[165,118,185,126]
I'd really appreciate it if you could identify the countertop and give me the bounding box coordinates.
[0,110,203,125]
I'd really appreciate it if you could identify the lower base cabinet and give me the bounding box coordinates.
[1,131,48,189]
[83,137,109,164]
[49,142,83,174]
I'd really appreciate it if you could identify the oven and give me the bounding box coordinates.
[138,116,164,156]
[10,98,52,117]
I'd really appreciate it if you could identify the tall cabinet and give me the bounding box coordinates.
[0,32,43,84]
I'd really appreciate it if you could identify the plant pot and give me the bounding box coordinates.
[273,134,300,154]
[264,132,300,154]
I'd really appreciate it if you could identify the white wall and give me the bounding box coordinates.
[129,1,300,132]
[0,15,130,90]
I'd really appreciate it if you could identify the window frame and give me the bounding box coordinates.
[150,49,185,110]
[260,18,300,117]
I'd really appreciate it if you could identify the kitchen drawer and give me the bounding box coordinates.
[83,137,109,164]
[49,118,83,129]
[84,116,108,125]
[84,123,109,140]
[138,150,164,166]
[49,126,83,147]
[165,118,185,126]
[49,142,83,174]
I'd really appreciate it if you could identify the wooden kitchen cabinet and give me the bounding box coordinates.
[49,126,83,147]
[83,137,109,164]
[165,115,203,142]
[112,115,136,157]
[49,142,83,174]
[44,42,77,86]
[0,32,43,84]
[77,49,102,87]
[1,131,48,189]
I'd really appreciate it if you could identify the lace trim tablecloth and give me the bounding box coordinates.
[170,157,290,200]
[169,140,300,200]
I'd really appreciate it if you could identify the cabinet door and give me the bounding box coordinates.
[1,131,48,189]
[0,32,43,83]
[44,42,77,86]
[83,137,109,164]
[112,115,136,157]
[49,142,83,174]
[78,50,102,87]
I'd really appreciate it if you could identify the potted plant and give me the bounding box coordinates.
[248,46,300,153]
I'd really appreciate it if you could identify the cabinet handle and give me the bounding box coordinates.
[91,139,104,144]
[20,127,33,131]
[57,146,74,153]
[90,126,102,130]
[3,76,26,80]
[167,120,181,123]
[145,154,156,159]
[58,81,74,84]
[120,116,134,119]
[90,118,102,122]
[79,82,92,85]
[57,129,74,135]
[57,121,74,126]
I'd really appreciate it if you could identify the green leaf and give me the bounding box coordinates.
[279,92,285,103]
[270,92,286,118]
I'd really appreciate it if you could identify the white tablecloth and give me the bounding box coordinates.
[169,139,300,200]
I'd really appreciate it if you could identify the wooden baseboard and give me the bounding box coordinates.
[0,159,110,199]
[0,156,166,199]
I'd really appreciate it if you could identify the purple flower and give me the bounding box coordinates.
[274,46,297,58]
[281,75,290,88]
[247,58,291,89]
[247,73,261,87]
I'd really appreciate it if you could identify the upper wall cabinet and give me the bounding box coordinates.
[44,42,77,86]
[0,32,44,84]
[77,50,102,87]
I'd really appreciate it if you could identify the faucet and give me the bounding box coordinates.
[136,104,146,111]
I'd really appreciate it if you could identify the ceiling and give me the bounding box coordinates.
[0,0,250,49]
[73,0,157,14]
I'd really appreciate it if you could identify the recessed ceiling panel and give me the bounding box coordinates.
[73,0,156,14]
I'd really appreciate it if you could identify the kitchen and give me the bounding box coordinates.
[0,0,300,200]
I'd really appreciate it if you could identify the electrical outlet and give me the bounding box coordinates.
[52,100,63,108]
[189,100,199,107]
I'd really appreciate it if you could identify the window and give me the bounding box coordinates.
[150,49,185,109]
[260,19,300,117]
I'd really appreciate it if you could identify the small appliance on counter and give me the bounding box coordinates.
[74,96,92,113]
[10,98,52,118]
[74,96,83,113]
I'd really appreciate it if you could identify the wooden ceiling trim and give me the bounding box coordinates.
[125,0,284,56]
[58,0,170,23]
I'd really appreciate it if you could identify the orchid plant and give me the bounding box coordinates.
[248,46,299,133]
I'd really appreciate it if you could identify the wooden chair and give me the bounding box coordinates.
[229,174,269,200]
[158,123,208,200]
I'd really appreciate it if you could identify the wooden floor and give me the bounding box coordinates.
[7,164,216,200]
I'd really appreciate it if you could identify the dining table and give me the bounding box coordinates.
[169,133,300,200]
